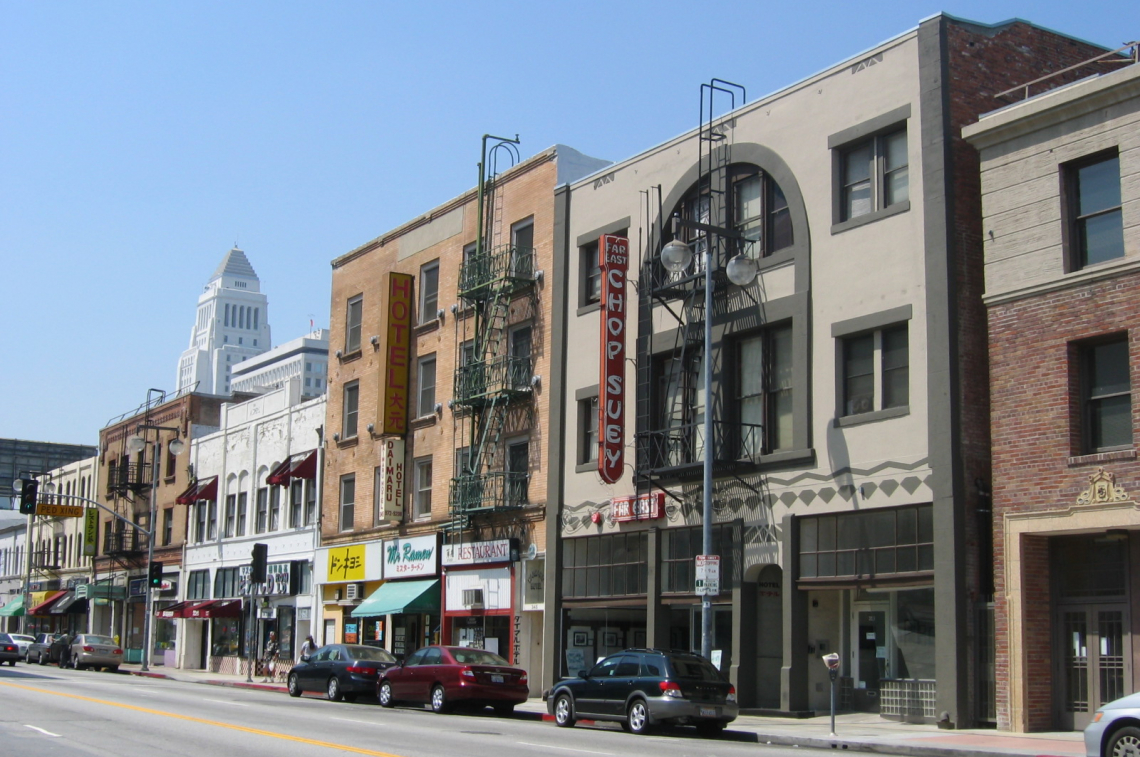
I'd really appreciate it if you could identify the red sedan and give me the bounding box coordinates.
[377,645,529,716]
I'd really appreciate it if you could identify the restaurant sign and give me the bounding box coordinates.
[598,234,629,484]
[383,534,438,578]
[610,491,665,522]
[442,539,511,566]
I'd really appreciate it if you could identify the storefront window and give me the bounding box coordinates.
[800,504,933,579]
[361,617,385,646]
[451,615,510,657]
[563,532,648,598]
[211,617,241,657]
[891,588,935,679]
[661,523,739,594]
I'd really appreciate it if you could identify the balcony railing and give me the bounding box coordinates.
[458,244,535,301]
[106,461,152,494]
[449,471,529,514]
[453,356,532,406]
[103,529,147,555]
[638,420,764,473]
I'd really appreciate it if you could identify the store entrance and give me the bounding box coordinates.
[853,605,888,712]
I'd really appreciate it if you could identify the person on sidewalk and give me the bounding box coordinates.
[261,632,278,682]
[54,633,72,669]
[299,635,316,661]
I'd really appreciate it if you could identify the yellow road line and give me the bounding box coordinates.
[0,680,406,757]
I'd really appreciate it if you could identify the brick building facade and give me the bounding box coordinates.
[966,56,1140,731]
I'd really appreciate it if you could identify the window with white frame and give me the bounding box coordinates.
[343,380,359,438]
[269,486,281,531]
[236,491,247,536]
[413,457,432,519]
[345,294,363,353]
[256,487,268,534]
[305,480,317,525]
[339,474,355,532]
[224,494,236,538]
[1066,151,1124,270]
[289,479,303,528]
[417,354,436,416]
[1080,336,1132,453]
[419,260,440,325]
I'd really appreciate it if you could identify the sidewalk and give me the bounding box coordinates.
[119,664,1087,757]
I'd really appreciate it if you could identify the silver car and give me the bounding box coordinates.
[9,634,34,657]
[68,634,123,672]
[1085,691,1140,757]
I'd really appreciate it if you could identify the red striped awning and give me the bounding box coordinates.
[184,598,242,619]
[267,450,317,486]
[175,476,218,505]
[28,591,67,616]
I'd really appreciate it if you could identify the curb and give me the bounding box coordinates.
[127,669,288,693]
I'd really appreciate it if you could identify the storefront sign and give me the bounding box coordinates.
[382,272,414,435]
[380,438,405,523]
[83,508,98,556]
[258,606,278,619]
[328,544,366,582]
[598,234,629,484]
[129,578,145,597]
[383,534,437,578]
[442,539,511,566]
[610,491,665,522]
[239,562,291,596]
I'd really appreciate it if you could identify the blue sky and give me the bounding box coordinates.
[1,1,1134,445]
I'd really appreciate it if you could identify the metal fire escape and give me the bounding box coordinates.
[635,80,766,502]
[447,135,536,537]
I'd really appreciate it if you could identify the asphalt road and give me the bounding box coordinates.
[0,663,832,757]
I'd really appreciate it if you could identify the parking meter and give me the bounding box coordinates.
[822,653,841,737]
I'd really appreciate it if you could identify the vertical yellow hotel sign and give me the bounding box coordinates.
[328,544,366,582]
[383,272,414,435]
[83,508,98,556]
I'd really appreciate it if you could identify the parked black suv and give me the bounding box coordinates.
[546,649,737,736]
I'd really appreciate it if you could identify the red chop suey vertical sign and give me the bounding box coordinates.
[598,234,629,484]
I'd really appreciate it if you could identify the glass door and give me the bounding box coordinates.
[853,603,888,712]
[1058,604,1128,730]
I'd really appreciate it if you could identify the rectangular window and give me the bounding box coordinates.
[162,508,173,546]
[578,396,599,465]
[562,532,649,598]
[506,439,529,505]
[305,480,317,525]
[580,239,602,306]
[236,492,247,536]
[417,354,436,416]
[255,488,268,534]
[213,567,241,598]
[224,494,236,538]
[511,218,534,277]
[343,380,359,438]
[799,504,934,579]
[419,260,440,324]
[269,486,281,531]
[187,570,210,600]
[195,502,207,543]
[841,323,909,417]
[508,325,532,389]
[730,169,793,258]
[345,294,363,353]
[839,128,908,222]
[1082,338,1132,452]
[737,324,793,455]
[339,474,355,532]
[661,523,739,594]
[290,480,304,528]
[413,457,432,519]
[652,352,705,466]
[1067,152,1124,269]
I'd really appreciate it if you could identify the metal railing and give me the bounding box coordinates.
[638,420,764,471]
[449,471,529,513]
[105,462,152,494]
[453,356,532,405]
[458,244,535,300]
[103,529,147,554]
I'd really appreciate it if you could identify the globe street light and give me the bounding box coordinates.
[659,229,757,661]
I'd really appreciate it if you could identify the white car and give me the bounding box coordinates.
[1085,691,1140,757]
[9,634,34,657]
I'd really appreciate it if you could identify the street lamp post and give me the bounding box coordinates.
[127,425,184,672]
[661,234,758,660]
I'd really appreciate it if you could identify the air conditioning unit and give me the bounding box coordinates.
[462,588,484,608]
[344,583,363,601]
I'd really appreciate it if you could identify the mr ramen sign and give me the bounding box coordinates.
[598,234,629,484]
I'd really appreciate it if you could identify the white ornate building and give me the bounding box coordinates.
[176,248,272,395]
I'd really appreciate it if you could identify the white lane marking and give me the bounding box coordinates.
[201,698,249,706]
[24,725,60,737]
[516,743,614,756]
[330,717,375,725]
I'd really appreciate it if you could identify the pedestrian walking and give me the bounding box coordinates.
[261,631,279,682]
[55,633,72,669]
[299,634,316,661]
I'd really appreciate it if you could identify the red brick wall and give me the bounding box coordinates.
[990,271,1140,728]
[944,18,1111,728]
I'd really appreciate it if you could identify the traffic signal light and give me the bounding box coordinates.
[251,543,268,584]
[148,561,163,588]
[15,479,39,515]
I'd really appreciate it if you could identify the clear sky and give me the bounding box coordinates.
[1,1,1134,446]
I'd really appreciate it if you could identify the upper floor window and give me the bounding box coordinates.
[737,323,793,455]
[579,238,602,307]
[730,167,792,258]
[510,218,534,277]
[339,474,355,532]
[1081,337,1132,453]
[841,323,909,417]
[840,129,908,222]
[342,380,359,438]
[419,260,440,325]
[413,456,433,519]
[577,395,599,466]
[345,294,363,353]
[509,324,532,389]
[417,354,436,417]
[1067,152,1124,270]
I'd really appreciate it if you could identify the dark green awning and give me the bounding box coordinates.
[351,579,439,618]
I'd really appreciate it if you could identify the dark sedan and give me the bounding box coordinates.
[378,645,529,715]
[25,633,64,664]
[0,633,19,666]
[288,644,397,702]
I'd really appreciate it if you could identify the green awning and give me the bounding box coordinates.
[0,596,25,617]
[351,579,439,618]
